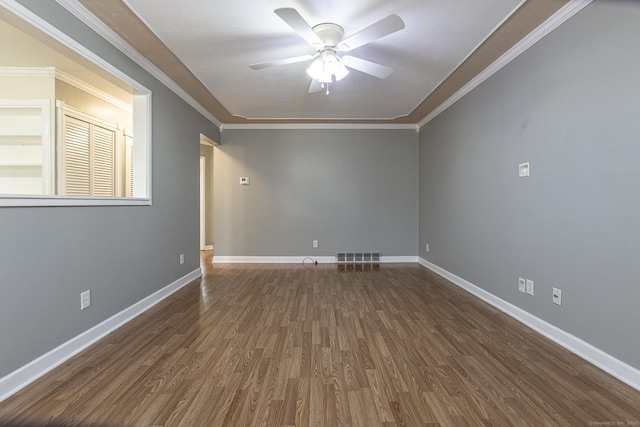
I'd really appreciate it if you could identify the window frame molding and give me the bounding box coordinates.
[0,0,152,207]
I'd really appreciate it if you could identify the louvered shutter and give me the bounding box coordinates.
[124,134,134,197]
[92,124,115,196]
[63,116,91,196]
[58,103,118,197]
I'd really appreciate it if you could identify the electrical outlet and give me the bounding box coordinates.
[425,243,430,252]
[553,287,562,306]
[526,279,534,296]
[518,277,526,293]
[81,290,91,310]
[313,240,318,248]
[180,254,185,265]
[519,162,530,177]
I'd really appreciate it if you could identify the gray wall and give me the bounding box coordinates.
[419,1,640,369]
[0,1,219,377]
[214,129,418,257]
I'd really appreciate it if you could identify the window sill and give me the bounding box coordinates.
[0,196,151,207]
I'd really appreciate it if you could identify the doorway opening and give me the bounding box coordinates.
[200,134,216,253]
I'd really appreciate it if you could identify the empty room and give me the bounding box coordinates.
[1,0,639,425]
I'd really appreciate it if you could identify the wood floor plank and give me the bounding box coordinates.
[1,252,639,426]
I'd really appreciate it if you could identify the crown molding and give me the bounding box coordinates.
[417,0,593,128]
[0,0,150,97]
[0,66,55,78]
[54,0,223,129]
[0,66,132,112]
[39,0,590,131]
[221,123,419,131]
[55,69,133,113]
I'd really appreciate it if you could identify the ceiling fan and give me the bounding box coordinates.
[250,8,405,94]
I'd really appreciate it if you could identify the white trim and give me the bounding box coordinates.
[33,0,588,130]
[0,0,153,207]
[212,256,418,264]
[407,0,528,119]
[0,66,55,78]
[203,245,214,251]
[221,123,419,131]
[0,1,151,103]
[382,256,419,263]
[199,134,217,146]
[54,0,223,129]
[55,69,133,113]
[417,257,640,392]
[0,196,151,207]
[213,256,335,264]
[417,0,593,128]
[0,268,202,403]
[0,99,52,195]
[56,99,119,129]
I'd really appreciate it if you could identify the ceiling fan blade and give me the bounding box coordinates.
[341,55,393,79]
[339,14,404,51]
[308,79,323,93]
[275,8,323,47]
[250,54,315,70]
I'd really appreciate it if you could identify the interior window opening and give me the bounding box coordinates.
[0,2,151,206]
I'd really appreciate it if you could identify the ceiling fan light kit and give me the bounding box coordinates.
[306,50,349,83]
[250,8,405,95]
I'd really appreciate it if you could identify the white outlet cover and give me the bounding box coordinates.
[81,290,91,310]
[313,240,318,248]
[240,177,250,185]
[553,287,562,306]
[526,279,534,296]
[519,162,530,177]
[518,277,526,293]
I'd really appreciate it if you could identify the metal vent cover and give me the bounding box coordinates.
[336,252,380,263]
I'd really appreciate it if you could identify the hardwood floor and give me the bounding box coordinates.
[1,252,639,426]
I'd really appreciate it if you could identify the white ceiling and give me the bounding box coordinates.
[66,0,577,126]
[122,0,523,122]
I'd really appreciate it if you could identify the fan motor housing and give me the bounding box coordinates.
[312,23,344,47]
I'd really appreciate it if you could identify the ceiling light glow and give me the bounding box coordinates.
[306,50,349,87]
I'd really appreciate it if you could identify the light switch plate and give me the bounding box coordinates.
[81,290,91,310]
[519,162,530,177]
[240,177,250,185]
[526,279,534,296]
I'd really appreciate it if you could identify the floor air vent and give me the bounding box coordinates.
[336,252,381,263]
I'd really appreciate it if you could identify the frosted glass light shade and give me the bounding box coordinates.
[306,52,349,83]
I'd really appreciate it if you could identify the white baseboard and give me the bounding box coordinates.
[0,268,202,403]
[212,256,418,264]
[418,257,640,392]
[382,256,419,263]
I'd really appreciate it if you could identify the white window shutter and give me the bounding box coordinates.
[63,116,91,196]
[124,134,134,197]
[92,124,115,196]
[58,102,118,197]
